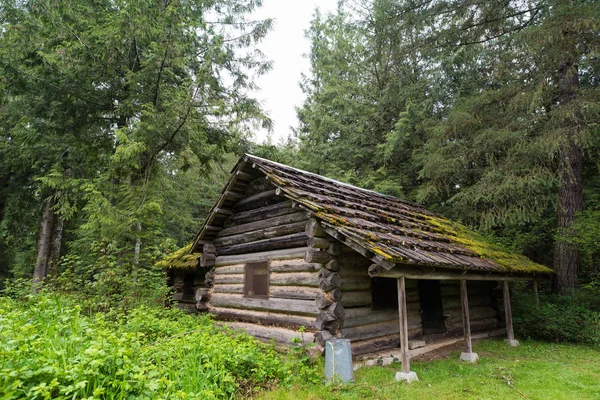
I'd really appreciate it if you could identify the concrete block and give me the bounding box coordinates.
[408,340,426,350]
[460,352,479,363]
[505,339,520,347]
[395,371,419,383]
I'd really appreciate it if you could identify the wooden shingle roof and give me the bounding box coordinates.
[192,154,553,276]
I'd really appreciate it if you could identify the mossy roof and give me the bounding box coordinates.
[155,243,200,271]
[193,154,553,276]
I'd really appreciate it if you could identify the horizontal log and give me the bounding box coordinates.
[214,264,244,275]
[271,272,320,287]
[449,317,498,329]
[315,292,334,309]
[226,201,294,226]
[443,306,497,321]
[376,268,536,281]
[325,260,340,272]
[214,274,244,284]
[340,278,371,291]
[328,242,341,256]
[443,296,492,309]
[215,247,311,266]
[305,249,331,264]
[218,211,308,238]
[214,221,307,247]
[270,286,321,300]
[224,191,245,201]
[217,232,308,256]
[245,176,273,196]
[211,293,319,316]
[203,244,216,254]
[232,189,281,212]
[195,287,212,302]
[340,309,398,328]
[340,291,371,308]
[305,218,326,238]
[270,259,321,273]
[212,307,315,328]
[221,322,315,346]
[213,284,244,294]
[319,273,342,291]
[341,319,421,341]
[350,329,422,356]
[308,237,330,250]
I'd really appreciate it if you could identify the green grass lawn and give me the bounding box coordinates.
[260,340,600,400]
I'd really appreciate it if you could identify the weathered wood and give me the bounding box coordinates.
[341,309,400,328]
[214,264,244,275]
[368,263,381,277]
[305,218,327,238]
[214,208,234,216]
[221,322,315,346]
[503,280,515,341]
[307,237,330,249]
[325,259,340,272]
[195,287,212,302]
[212,307,315,328]
[218,211,308,237]
[328,242,342,256]
[398,277,410,374]
[214,221,307,247]
[443,306,497,321]
[269,260,321,273]
[441,283,493,297]
[200,253,216,267]
[211,293,319,316]
[325,302,344,319]
[223,190,245,201]
[532,280,540,310]
[350,328,422,356]
[443,296,493,309]
[217,232,308,256]
[319,273,343,291]
[318,268,333,280]
[315,330,334,347]
[233,189,281,212]
[271,272,320,287]
[305,249,331,264]
[226,201,294,226]
[213,284,244,294]
[203,243,216,254]
[376,268,536,281]
[461,280,473,354]
[340,277,371,291]
[315,292,334,309]
[449,317,499,330]
[244,176,273,196]
[339,290,371,307]
[215,247,311,266]
[270,286,321,300]
[235,170,256,182]
[341,319,422,341]
[214,274,244,284]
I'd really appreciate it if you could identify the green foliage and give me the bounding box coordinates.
[0,293,317,399]
[514,288,600,346]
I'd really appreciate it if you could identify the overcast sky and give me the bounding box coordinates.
[250,0,339,143]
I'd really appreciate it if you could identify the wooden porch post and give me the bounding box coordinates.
[532,280,540,310]
[503,280,519,346]
[459,280,479,362]
[395,277,418,382]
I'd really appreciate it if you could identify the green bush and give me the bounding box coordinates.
[0,293,318,399]
[513,289,600,346]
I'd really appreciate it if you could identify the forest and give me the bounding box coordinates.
[1,0,600,398]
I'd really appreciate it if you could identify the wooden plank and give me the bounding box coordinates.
[226,201,294,226]
[376,268,538,281]
[218,211,308,237]
[461,280,473,354]
[398,277,410,374]
[215,247,311,266]
[211,293,319,316]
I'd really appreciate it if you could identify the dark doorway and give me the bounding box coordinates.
[371,277,398,310]
[419,280,445,334]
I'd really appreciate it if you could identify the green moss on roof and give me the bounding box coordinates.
[155,243,200,271]
[423,215,553,274]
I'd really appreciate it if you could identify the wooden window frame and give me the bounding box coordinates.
[244,261,270,299]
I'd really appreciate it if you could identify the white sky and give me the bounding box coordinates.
[250,0,339,143]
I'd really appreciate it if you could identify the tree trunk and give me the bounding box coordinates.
[552,53,582,294]
[47,217,64,278]
[32,197,57,288]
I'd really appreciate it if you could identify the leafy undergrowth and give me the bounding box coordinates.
[260,340,600,400]
[0,294,318,399]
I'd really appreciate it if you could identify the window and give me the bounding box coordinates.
[244,261,269,298]
[371,277,398,310]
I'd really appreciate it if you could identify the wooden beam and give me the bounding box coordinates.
[397,277,410,374]
[461,280,473,354]
[503,280,518,346]
[375,266,541,282]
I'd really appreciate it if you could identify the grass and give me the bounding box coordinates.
[259,340,600,400]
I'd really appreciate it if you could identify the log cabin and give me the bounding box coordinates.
[162,154,553,369]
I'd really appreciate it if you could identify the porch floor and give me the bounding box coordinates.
[353,329,506,370]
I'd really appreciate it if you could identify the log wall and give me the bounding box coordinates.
[440,280,499,335]
[205,180,320,345]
